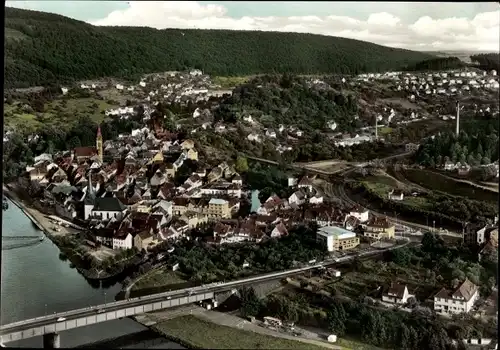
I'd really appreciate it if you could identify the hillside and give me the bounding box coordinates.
[4,7,435,88]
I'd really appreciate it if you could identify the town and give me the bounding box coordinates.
[3,61,497,348]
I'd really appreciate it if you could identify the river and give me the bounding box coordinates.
[1,198,182,348]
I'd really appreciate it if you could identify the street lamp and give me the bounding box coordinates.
[104,291,107,306]
[433,220,436,233]
[45,304,47,316]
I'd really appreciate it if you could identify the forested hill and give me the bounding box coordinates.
[5,7,435,88]
[404,57,466,72]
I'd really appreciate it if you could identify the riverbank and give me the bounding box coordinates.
[3,183,126,280]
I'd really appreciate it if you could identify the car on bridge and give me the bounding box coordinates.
[56,317,66,322]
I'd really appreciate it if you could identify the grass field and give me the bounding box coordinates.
[402,169,498,203]
[132,268,187,291]
[153,315,329,349]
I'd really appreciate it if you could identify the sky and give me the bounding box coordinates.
[6,1,500,52]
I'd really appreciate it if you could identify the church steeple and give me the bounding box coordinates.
[96,125,103,163]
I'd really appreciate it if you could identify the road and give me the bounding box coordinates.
[0,240,410,338]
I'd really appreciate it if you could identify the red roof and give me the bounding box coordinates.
[74,147,97,158]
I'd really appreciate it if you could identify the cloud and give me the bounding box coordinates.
[94,1,498,52]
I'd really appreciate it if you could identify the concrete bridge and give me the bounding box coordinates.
[0,262,345,347]
[0,242,410,348]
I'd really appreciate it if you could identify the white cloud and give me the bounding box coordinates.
[90,1,499,52]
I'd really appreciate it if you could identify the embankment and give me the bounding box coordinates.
[3,184,127,281]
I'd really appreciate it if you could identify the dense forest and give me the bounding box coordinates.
[404,57,466,72]
[415,118,499,168]
[5,7,434,88]
[470,53,500,72]
[215,75,360,132]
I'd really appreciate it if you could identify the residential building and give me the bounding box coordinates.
[382,282,412,304]
[457,164,471,176]
[134,230,154,251]
[364,217,395,240]
[298,176,313,191]
[388,189,404,201]
[112,231,134,250]
[309,194,324,204]
[207,198,230,219]
[316,226,360,252]
[405,143,420,152]
[288,190,306,206]
[434,279,479,315]
[185,148,198,161]
[349,206,369,223]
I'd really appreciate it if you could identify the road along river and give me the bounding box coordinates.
[1,198,182,348]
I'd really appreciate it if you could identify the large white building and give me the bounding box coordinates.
[434,279,479,315]
[316,226,360,252]
[349,207,369,223]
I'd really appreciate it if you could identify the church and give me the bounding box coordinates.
[81,126,127,221]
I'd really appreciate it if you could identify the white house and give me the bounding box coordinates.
[265,129,277,138]
[243,115,254,124]
[349,207,369,223]
[388,189,404,201]
[309,194,324,204]
[434,279,479,315]
[382,282,412,304]
[193,108,201,119]
[247,133,261,142]
[287,177,298,187]
[112,232,134,250]
[288,190,306,206]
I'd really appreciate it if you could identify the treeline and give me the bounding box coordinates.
[470,53,500,72]
[5,7,434,88]
[170,224,327,283]
[405,57,466,72]
[415,118,499,167]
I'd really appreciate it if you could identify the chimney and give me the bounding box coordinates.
[456,101,460,136]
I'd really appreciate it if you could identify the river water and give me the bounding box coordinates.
[1,199,181,348]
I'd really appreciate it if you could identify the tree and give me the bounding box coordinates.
[239,287,261,317]
[235,155,249,173]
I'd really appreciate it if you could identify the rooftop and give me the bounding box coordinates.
[209,198,228,205]
[317,225,356,239]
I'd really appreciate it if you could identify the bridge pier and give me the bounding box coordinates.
[43,333,60,348]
